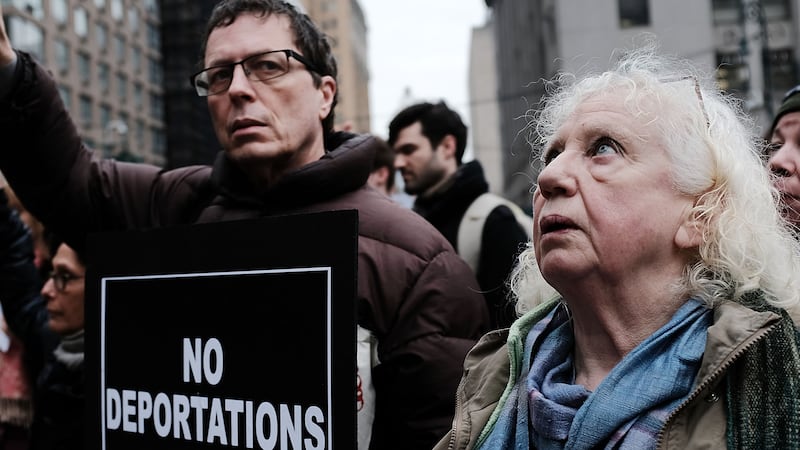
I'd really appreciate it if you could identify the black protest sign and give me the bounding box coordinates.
[85,210,357,450]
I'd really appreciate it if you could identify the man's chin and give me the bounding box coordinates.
[225,145,283,163]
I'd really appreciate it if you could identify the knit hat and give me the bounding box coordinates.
[770,85,800,135]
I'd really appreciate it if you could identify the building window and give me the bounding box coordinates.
[716,51,750,94]
[7,16,44,61]
[111,0,124,21]
[144,0,159,18]
[100,104,111,129]
[148,56,162,85]
[135,119,145,146]
[54,39,70,73]
[94,0,106,10]
[763,0,790,20]
[146,22,160,50]
[6,0,44,19]
[98,62,110,92]
[116,73,127,102]
[79,95,92,126]
[151,126,165,156]
[618,0,650,28]
[50,0,68,24]
[77,52,91,84]
[114,34,126,62]
[95,22,108,51]
[74,7,88,38]
[128,6,139,33]
[133,82,143,109]
[131,46,141,72]
[149,92,163,121]
[767,48,797,92]
[57,84,71,109]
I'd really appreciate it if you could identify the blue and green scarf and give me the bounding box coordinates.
[478,299,712,449]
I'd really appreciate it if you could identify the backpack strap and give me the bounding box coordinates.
[458,193,533,273]
[458,193,504,272]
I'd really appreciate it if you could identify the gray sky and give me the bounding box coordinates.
[360,1,489,138]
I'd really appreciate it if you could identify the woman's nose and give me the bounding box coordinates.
[536,151,578,199]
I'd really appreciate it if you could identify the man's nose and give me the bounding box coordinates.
[226,64,255,97]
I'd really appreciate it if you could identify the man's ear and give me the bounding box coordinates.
[318,75,336,121]
[437,134,457,160]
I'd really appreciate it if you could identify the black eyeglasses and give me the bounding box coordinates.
[48,270,84,292]
[189,49,320,97]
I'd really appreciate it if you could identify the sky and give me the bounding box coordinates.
[359,1,490,139]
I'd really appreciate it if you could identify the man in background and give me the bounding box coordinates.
[389,101,529,329]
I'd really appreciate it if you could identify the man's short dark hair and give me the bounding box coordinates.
[200,0,338,138]
[387,101,468,164]
[371,137,396,193]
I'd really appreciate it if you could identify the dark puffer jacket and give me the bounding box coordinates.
[0,52,490,450]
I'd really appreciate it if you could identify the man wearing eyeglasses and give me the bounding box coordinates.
[0,1,489,449]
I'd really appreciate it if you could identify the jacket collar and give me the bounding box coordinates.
[413,160,489,219]
[210,132,375,210]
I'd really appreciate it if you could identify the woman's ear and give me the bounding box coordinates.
[675,208,703,249]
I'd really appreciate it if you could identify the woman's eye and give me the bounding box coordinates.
[592,138,621,156]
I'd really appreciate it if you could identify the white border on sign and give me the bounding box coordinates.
[99,267,333,449]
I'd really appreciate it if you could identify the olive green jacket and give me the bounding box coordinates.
[434,297,800,450]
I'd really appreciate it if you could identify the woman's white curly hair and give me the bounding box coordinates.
[511,42,800,321]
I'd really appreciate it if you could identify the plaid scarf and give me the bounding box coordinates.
[478,299,712,449]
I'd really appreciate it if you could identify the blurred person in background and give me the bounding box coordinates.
[765,85,800,230]
[389,101,529,329]
[0,187,84,450]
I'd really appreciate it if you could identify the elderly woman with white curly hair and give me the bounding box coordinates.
[434,46,800,450]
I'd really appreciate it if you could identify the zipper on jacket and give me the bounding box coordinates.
[448,368,469,450]
[654,321,779,449]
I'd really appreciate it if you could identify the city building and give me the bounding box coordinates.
[2,0,166,165]
[468,19,504,196]
[474,0,800,208]
[304,0,370,133]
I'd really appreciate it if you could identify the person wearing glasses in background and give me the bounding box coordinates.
[766,85,800,231]
[0,1,489,449]
[0,188,85,450]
